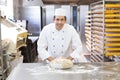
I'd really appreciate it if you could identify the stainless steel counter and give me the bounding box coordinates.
[7,62,120,80]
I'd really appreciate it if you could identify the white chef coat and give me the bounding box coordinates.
[37,23,82,61]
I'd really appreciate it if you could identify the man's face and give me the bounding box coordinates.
[54,16,66,30]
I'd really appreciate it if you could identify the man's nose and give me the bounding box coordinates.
[58,20,62,23]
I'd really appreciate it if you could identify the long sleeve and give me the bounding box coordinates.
[37,27,51,61]
[70,27,82,59]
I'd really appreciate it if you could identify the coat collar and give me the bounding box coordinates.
[52,23,66,33]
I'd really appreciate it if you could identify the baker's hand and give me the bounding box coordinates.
[66,56,73,61]
[47,56,54,62]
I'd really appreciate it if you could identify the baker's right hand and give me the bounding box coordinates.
[47,56,54,62]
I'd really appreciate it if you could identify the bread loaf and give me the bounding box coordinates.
[50,58,73,69]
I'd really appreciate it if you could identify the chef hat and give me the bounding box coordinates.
[54,8,66,16]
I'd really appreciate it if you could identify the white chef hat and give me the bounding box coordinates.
[54,8,66,16]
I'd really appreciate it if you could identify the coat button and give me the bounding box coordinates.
[53,45,55,47]
[61,51,64,55]
[53,51,56,53]
[61,45,64,47]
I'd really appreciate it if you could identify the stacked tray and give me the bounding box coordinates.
[90,0,120,62]
[104,3,120,56]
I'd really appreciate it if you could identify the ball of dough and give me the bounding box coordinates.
[50,58,73,69]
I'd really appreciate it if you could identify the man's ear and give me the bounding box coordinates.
[53,17,55,22]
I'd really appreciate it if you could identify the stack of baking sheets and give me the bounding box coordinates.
[104,3,120,57]
[90,0,120,62]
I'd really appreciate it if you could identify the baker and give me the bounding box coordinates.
[37,8,82,63]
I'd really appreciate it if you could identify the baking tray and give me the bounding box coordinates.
[105,34,120,37]
[105,48,120,51]
[105,43,120,46]
[105,4,120,8]
[105,14,120,18]
[105,52,120,56]
[105,28,120,32]
[105,38,120,41]
[105,10,120,14]
[105,19,120,22]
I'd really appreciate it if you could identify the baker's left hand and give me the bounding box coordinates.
[66,56,73,61]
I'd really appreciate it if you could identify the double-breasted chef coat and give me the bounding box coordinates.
[37,23,82,62]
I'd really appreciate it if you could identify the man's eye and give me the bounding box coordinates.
[56,19,59,21]
[61,19,64,21]
[56,18,64,21]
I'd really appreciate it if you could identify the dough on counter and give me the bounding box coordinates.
[50,58,73,69]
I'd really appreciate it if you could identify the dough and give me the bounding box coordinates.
[50,58,73,69]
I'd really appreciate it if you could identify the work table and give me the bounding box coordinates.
[7,62,120,80]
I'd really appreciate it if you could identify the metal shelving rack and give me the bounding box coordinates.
[90,0,105,62]
[0,11,9,80]
[85,11,92,53]
[90,0,120,62]
[0,45,9,80]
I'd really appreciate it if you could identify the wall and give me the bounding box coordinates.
[18,6,41,36]
[22,0,43,6]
